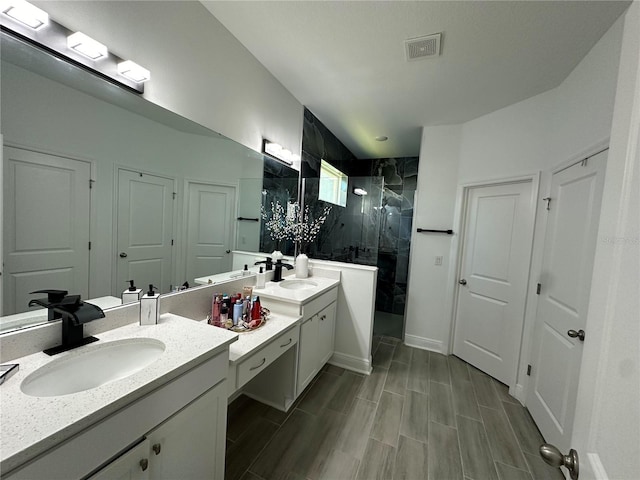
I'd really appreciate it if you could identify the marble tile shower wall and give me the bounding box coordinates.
[300,108,418,315]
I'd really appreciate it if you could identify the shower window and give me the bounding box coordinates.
[319,160,348,207]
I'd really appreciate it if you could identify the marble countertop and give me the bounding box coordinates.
[0,314,238,473]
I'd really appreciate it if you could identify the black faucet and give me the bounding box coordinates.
[254,257,273,271]
[272,259,294,282]
[28,289,68,321]
[29,292,105,356]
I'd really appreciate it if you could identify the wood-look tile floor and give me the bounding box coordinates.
[225,337,565,480]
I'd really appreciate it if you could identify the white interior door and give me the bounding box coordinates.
[3,147,91,315]
[453,180,535,385]
[185,182,236,283]
[116,169,175,295]
[526,152,606,452]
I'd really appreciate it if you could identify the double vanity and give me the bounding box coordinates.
[0,268,341,480]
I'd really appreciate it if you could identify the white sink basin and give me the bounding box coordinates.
[21,338,165,397]
[279,279,318,290]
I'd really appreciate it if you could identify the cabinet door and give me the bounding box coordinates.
[147,382,226,480]
[89,440,150,480]
[318,301,337,366]
[297,316,319,394]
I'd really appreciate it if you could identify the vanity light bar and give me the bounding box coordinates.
[67,32,108,60]
[0,2,150,93]
[117,60,151,83]
[0,0,48,30]
[262,139,300,165]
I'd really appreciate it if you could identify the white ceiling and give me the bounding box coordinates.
[202,1,629,159]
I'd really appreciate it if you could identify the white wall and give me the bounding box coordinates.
[404,125,461,352]
[31,0,303,156]
[405,15,625,373]
[571,2,640,476]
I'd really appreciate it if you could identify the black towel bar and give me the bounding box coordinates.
[416,228,454,234]
[237,217,260,222]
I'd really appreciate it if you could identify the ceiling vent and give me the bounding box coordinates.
[405,33,441,61]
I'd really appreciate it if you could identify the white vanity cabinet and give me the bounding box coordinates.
[4,351,229,480]
[90,381,225,480]
[297,288,337,394]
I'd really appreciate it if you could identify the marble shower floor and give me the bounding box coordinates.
[225,336,564,480]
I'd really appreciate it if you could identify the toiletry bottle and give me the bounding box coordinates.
[233,299,243,326]
[251,296,262,320]
[122,279,143,304]
[140,284,160,326]
[220,305,230,328]
[243,295,251,322]
[242,264,251,277]
[256,266,266,288]
[210,294,221,326]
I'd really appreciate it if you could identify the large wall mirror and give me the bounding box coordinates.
[1,31,300,331]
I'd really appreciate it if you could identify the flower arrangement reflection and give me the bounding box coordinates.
[261,201,332,253]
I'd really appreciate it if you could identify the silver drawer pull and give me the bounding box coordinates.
[250,358,266,371]
[280,338,292,348]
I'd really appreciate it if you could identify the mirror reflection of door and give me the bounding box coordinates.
[116,169,175,295]
[3,147,91,315]
[185,182,236,284]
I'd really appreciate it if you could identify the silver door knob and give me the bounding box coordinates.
[567,329,585,341]
[540,443,579,480]
[119,252,128,258]
[459,279,467,285]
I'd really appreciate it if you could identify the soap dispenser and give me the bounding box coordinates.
[140,284,160,326]
[122,280,143,305]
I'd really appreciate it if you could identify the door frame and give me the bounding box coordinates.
[3,141,97,301]
[447,172,540,394]
[180,178,238,283]
[112,165,178,295]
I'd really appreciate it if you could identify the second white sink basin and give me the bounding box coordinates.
[279,279,318,290]
[21,338,165,397]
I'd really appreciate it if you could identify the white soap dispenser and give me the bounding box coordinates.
[140,284,160,325]
[122,279,143,304]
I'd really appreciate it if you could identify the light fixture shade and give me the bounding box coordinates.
[353,187,368,196]
[117,60,151,83]
[67,31,108,60]
[1,0,48,30]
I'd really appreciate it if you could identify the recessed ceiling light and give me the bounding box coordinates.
[1,0,49,30]
[67,32,108,60]
[375,136,388,142]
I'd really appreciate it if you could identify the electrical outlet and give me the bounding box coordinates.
[435,256,443,266]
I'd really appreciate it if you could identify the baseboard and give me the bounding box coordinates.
[404,334,445,354]
[329,351,372,375]
[513,383,526,404]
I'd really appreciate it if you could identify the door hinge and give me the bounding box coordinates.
[88,241,92,250]
[536,283,541,295]
[171,239,174,246]
[527,364,532,376]
[542,197,551,210]
[89,179,95,189]
[172,192,177,200]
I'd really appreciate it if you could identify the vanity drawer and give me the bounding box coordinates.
[236,325,299,389]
